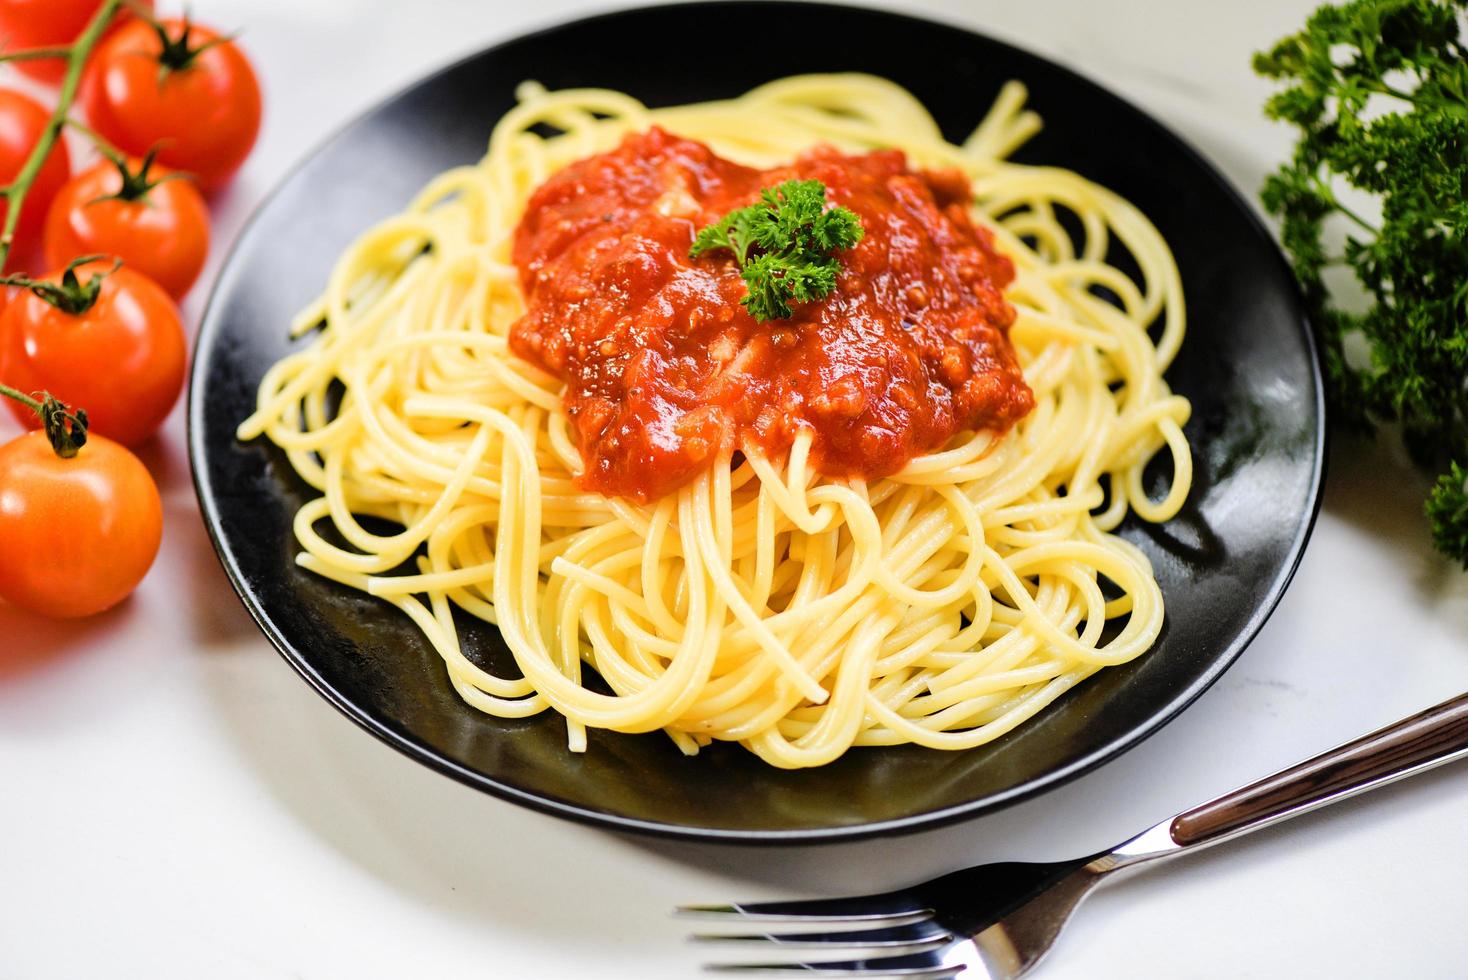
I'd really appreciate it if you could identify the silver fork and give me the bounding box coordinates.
[680,691,1468,978]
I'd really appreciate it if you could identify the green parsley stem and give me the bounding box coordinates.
[1312,178,1379,236]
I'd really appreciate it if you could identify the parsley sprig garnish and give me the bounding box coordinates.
[689,179,863,322]
[1255,0,1468,566]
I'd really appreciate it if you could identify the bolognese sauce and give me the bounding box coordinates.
[511,127,1033,502]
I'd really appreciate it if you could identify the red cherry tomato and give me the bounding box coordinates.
[44,157,210,299]
[0,0,154,85]
[0,89,72,267]
[0,429,162,619]
[0,261,186,446]
[82,17,260,190]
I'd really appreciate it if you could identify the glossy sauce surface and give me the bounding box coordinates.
[510,127,1033,501]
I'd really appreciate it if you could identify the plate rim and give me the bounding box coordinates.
[188,0,1328,844]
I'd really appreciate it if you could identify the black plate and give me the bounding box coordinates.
[189,2,1324,843]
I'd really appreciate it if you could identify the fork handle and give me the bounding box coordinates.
[1168,691,1468,847]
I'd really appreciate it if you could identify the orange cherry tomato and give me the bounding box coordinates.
[0,0,154,85]
[0,429,162,618]
[0,262,186,446]
[0,88,72,266]
[82,17,261,190]
[44,157,210,299]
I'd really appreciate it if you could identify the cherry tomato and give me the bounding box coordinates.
[0,261,186,446]
[0,429,162,618]
[82,17,260,190]
[0,89,72,267]
[43,157,210,299]
[0,0,154,85]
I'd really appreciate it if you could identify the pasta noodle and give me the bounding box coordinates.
[238,75,1192,769]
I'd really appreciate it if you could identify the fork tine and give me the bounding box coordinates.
[704,950,964,978]
[693,920,954,952]
[677,890,928,924]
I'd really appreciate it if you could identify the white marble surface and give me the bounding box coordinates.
[3,1,1466,978]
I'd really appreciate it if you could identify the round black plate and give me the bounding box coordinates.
[189,2,1324,843]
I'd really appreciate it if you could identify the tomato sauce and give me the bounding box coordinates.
[510,127,1033,502]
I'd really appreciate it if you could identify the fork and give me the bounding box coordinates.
[679,691,1468,978]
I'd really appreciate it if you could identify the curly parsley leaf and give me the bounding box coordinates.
[689,179,863,322]
[1256,0,1468,566]
[1427,462,1468,561]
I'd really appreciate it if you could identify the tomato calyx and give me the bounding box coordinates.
[92,145,184,205]
[145,15,238,76]
[35,392,89,457]
[0,254,118,315]
[0,381,88,458]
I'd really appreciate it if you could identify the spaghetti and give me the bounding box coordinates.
[238,75,1192,769]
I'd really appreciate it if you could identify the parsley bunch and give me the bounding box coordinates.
[1256,0,1468,565]
[690,179,864,322]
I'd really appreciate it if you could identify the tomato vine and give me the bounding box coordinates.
[0,0,122,462]
[0,0,123,269]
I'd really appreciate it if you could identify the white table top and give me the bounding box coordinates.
[4,1,1466,977]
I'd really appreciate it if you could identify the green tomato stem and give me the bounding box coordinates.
[0,46,76,64]
[0,0,124,270]
[0,383,89,459]
[0,381,43,414]
[63,116,130,169]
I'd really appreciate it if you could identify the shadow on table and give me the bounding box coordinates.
[1320,431,1468,612]
[0,601,130,682]
[197,650,703,946]
[614,748,1468,898]
[168,497,263,648]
